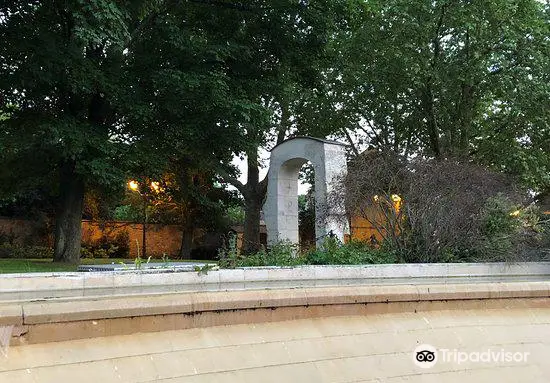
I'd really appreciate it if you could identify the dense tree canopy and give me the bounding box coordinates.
[0,0,548,263]
[317,0,550,189]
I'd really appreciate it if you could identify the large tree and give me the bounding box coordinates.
[219,0,359,253]
[0,1,254,262]
[323,0,550,190]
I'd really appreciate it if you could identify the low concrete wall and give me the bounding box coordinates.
[0,262,549,302]
[1,282,549,345]
[2,304,550,382]
[1,263,549,382]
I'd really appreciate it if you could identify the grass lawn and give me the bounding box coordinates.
[0,258,215,274]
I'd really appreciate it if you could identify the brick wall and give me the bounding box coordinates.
[0,215,382,258]
[81,220,186,258]
[0,217,51,246]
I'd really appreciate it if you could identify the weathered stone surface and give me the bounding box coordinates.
[263,137,350,246]
[1,263,550,303]
[1,305,549,382]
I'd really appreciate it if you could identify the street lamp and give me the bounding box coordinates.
[128,180,148,259]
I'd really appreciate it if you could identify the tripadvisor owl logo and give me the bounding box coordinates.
[413,344,438,368]
[412,344,530,368]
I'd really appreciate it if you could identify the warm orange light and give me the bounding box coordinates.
[509,210,521,217]
[151,181,160,192]
[128,180,139,191]
[391,194,402,202]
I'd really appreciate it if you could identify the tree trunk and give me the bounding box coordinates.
[242,196,263,254]
[422,84,441,157]
[179,228,194,259]
[53,160,85,263]
[241,151,267,254]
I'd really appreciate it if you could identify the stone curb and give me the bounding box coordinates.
[2,281,547,326]
[0,262,549,302]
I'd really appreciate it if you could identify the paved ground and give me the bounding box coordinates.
[2,304,549,382]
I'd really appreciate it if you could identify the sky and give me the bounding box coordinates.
[230,148,311,195]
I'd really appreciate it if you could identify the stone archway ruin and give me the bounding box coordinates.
[263,137,349,247]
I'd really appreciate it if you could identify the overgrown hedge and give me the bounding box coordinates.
[218,238,399,268]
[0,243,53,259]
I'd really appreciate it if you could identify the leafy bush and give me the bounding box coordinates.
[236,242,302,267]
[219,235,397,267]
[471,195,521,261]
[80,244,119,259]
[217,232,240,268]
[112,230,131,257]
[226,206,245,225]
[305,239,397,265]
[81,230,130,259]
[113,205,142,222]
[219,235,302,268]
[339,153,544,263]
[0,243,53,259]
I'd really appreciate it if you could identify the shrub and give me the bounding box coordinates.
[0,243,53,259]
[226,206,245,225]
[219,235,397,268]
[80,244,119,259]
[305,239,398,265]
[237,242,302,267]
[217,232,241,268]
[218,235,302,268]
[112,230,130,257]
[339,152,534,263]
[81,229,130,259]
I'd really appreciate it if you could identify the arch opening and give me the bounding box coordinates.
[298,162,316,251]
[263,137,349,248]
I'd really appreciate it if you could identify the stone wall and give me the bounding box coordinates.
[0,217,50,246]
[0,213,392,257]
[0,217,230,258]
[81,220,185,258]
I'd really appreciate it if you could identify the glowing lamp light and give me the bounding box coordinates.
[128,180,139,191]
[151,181,160,192]
[373,195,380,202]
[391,194,402,202]
[509,210,521,217]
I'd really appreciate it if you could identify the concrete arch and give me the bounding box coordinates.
[263,137,350,247]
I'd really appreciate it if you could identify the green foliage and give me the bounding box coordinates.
[217,232,241,269]
[219,236,397,268]
[0,244,53,259]
[226,206,246,226]
[475,200,550,262]
[80,245,118,259]
[194,264,219,275]
[298,193,316,247]
[306,239,398,265]
[113,205,142,222]
[319,0,550,191]
[480,196,520,237]
[134,255,151,270]
[236,242,302,267]
[81,230,130,259]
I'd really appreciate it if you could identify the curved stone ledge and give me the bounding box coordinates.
[6,281,550,326]
[3,304,550,381]
[0,281,548,345]
[0,262,549,302]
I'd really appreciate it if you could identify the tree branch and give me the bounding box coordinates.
[217,167,246,194]
[342,127,360,156]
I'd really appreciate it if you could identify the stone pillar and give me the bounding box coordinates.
[263,137,349,248]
